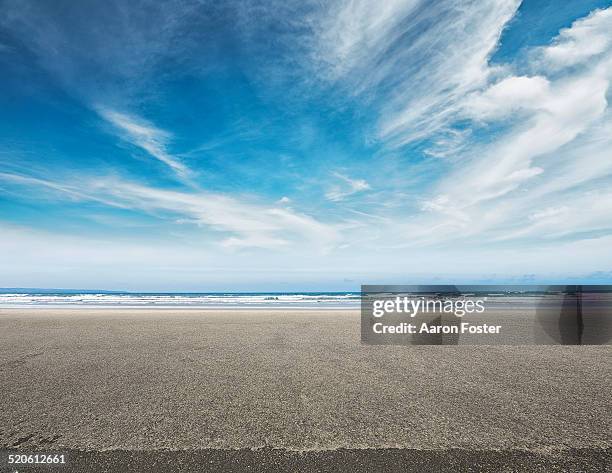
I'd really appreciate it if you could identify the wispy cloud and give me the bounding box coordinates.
[312,0,422,80]
[312,0,521,149]
[0,172,339,251]
[97,108,190,179]
[0,0,201,102]
[397,7,612,247]
[325,173,371,202]
[537,7,612,70]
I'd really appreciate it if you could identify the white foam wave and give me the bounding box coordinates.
[0,293,360,308]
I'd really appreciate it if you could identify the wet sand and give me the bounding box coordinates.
[1,309,610,471]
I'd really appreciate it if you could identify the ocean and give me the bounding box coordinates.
[0,292,361,309]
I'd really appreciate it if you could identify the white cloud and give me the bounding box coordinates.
[538,7,612,69]
[97,108,190,179]
[430,10,612,209]
[325,173,371,202]
[497,191,612,242]
[0,172,339,252]
[0,0,200,101]
[313,0,422,80]
[313,0,521,147]
[2,104,342,252]
[3,219,612,291]
[95,179,340,251]
[366,7,612,251]
[462,76,551,121]
[448,73,606,203]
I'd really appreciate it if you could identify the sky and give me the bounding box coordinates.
[1,0,612,291]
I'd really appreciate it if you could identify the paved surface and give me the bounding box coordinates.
[0,309,610,471]
[1,447,610,472]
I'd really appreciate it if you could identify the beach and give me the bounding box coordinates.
[1,308,610,471]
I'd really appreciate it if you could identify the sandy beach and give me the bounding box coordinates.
[1,308,610,471]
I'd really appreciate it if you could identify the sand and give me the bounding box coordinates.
[1,308,610,471]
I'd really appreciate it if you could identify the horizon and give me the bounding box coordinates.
[2,0,612,289]
[3,281,612,294]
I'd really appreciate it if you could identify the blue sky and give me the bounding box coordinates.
[1,0,612,291]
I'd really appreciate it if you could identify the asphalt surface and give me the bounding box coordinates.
[1,309,610,471]
[1,447,610,472]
